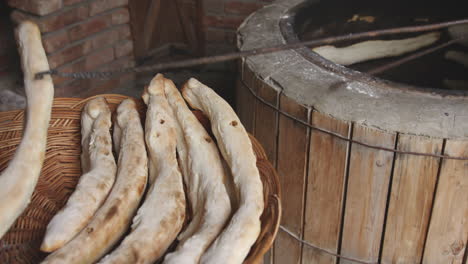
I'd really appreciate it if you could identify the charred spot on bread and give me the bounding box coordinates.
[131,246,140,262]
[105,204,119,220]
[53,252,66,260]
[137,182,145,195]
[204,137,212,143]
[86,227,94,234]
[160,119,165,124]
[160,218,169,230]
[97,182,107,190]
[175,191,184,203]
[102,137,110,145]
[230,121,238,127]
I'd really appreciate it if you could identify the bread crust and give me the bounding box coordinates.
[162,77,231,264]
[182,78,264,264]
[313,32,440,65]
[99,74,185,264]
[41,97,117,252]
[0,21,54,239]
[41,99,148,264]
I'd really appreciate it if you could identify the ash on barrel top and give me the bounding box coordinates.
[297,0,468,91]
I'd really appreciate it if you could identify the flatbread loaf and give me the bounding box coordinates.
[445,50,468,68]
[99,74,186,264]
[0,21,54,239]
[41,97,117,252]
[313,32,440,65]
[41,99,148,264]
[182,78,264,264]
[162,76,232,264]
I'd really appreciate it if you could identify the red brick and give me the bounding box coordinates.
[203,0,224,14]
[224,1,264,15]
[48,41,92,68]
[119,70,135,83]
[68,14,112,42]
[203,15,244,30]
[204,43,236,54]
[55,79,85,97]
[101,55,135,71]
[114,40,133,58]
[11,5,89,33]
[225,31,236,44]
[48,25,130,69]
[8,0,62,16]
[117,24,131,40]
[52,59,86,85]
[111,8,130,25]
[204,28,224,43]
[43,5,89,32]
[85,46,114,69]
[90,78,118,91]
[90,28,119,49]
[89,0,128,16]
[43,30,69,53]
[83,78,120,97]
[204,28,236,44]
[63,0,84,6]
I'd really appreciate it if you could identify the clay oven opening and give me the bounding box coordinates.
[288,0,468,93]
[237,1,468,263]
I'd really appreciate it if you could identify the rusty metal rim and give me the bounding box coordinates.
[278,0,468,98]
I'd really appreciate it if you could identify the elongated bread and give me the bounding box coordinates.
[0,21,54,239]
[445,50,468,68]
[80,100,94,174]
[162,76,232,264]
[313,32,440,65]
[182,78,264,264]
[41,97,117,252]
[41,99,148,264]
[443,79,468,90]
[448,24,468,47]
[99,74,185,264]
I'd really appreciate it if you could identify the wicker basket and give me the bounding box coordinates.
[0,94,281,264]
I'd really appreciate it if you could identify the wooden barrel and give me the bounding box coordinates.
[236,2,468,264]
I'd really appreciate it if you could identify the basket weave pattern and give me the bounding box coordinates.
[0,94,281,264]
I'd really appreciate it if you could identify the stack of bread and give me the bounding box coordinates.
[0,21,264,264]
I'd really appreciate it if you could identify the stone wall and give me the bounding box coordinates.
[8,0,136,97]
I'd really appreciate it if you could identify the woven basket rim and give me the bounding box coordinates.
[0,94,281,264]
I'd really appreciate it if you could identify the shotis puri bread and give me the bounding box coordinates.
[162,76,232,264]
[182,78,264,264]
[99,74,186,264]
[0,21,54,239]
[313,32,440,65]
[41,99,148,264]
[41,97,117,252]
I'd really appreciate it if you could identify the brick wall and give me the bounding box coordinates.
[8,0,136,97]
[201,0,273,54]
